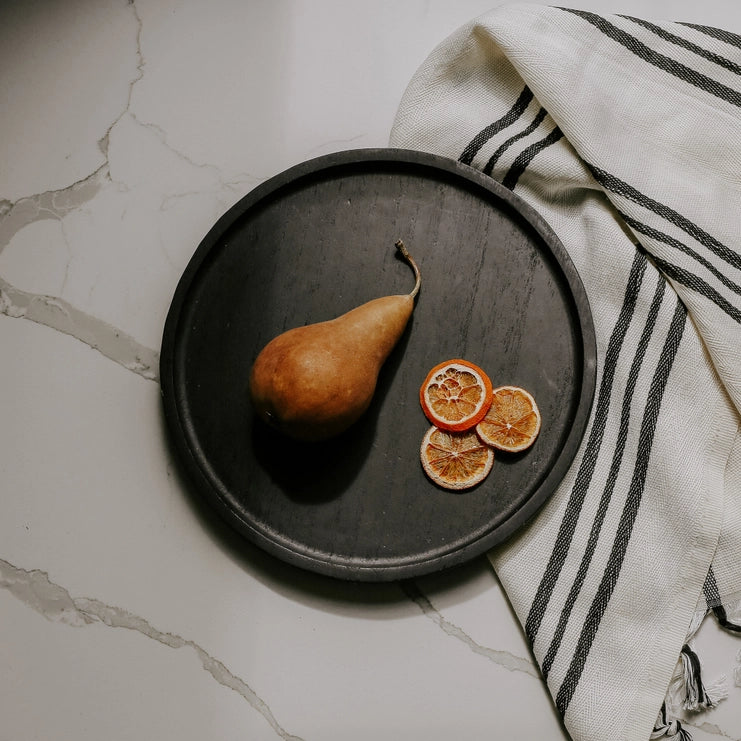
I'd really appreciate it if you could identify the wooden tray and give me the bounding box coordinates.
[160,149,597,581]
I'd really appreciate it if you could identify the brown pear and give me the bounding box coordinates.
[249,240,421,442]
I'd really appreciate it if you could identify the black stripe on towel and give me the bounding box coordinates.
[459,85,534,165]
[588,164,741,273]
[677,22,741,51]
[703,564,722,606]
[541,275,667,679]
[501,125,564,189]
[652,255,741,324]
[555,298,688,716]
[524,251,648,644]
[558,8,741,108]
[619,15,741,75]
[619,211,741,298]
[704,566,741,632]
[483,107,549,175]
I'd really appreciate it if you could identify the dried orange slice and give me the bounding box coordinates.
[475,386,541,452]
[420,426,494,490]
[419,359,493,432]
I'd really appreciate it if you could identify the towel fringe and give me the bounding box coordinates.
[664,607,730,714]
[657,626,730,740]
[651,702,693,740]
[676,643,728,711]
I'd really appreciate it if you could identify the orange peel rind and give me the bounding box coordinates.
[419,359,493,432]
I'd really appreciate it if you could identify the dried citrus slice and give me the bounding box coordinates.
[475,385,541,452]
[420,426,494,490]
[419,359,493,432]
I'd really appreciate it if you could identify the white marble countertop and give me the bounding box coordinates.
[2,1,740,739]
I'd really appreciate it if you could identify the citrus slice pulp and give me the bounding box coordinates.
[420,426,495,490]
[419,359,493,432]
[475,385,541,452]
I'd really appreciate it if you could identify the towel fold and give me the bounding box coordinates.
[390,5,741,739]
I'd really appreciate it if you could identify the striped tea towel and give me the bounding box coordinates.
[390,5,741,740]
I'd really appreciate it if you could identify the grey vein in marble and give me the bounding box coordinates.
[0,2,160,381]
[97,0,144,170]
[401,580,538,678]
[0,276,159,381]
[0,557,304,741]
[0,2,246,383]
[685,719,738,741]
[0,165,155,380]
[0,166,110,255]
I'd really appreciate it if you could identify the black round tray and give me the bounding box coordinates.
[160,148,597,581]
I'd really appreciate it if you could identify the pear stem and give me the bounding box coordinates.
[395,239,421,299]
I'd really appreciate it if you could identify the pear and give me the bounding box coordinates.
[249,240,421,442]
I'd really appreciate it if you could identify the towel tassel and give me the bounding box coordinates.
[665,608,729,713]
[676,643,728,711]
[651,702,693,740]
[655,639,729,740]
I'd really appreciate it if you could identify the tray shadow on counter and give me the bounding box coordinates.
[159,398,500,609]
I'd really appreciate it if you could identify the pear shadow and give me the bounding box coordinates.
[250,414,374,503]
[250,318,414,503]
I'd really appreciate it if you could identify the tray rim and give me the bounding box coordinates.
[160,147,598,581]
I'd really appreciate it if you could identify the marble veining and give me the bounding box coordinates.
[1,551,547,741]
[401,580,539,677]
[1,557,305,741]
[0,276,160,381]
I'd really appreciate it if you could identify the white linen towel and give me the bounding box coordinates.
[390,5,741,740]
